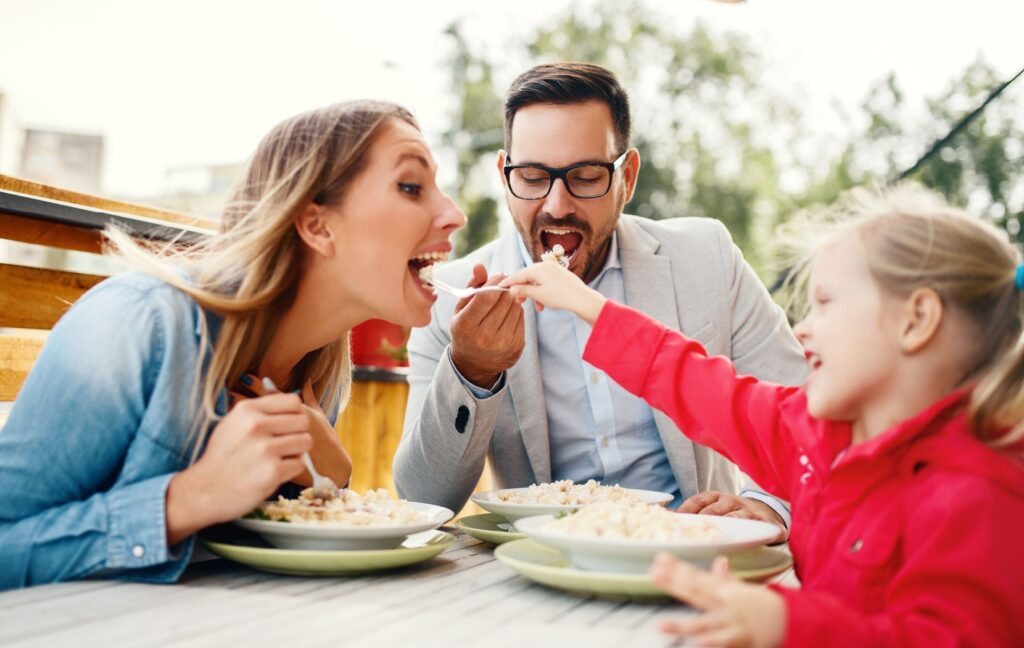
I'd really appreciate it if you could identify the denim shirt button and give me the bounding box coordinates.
[132,545,145,558]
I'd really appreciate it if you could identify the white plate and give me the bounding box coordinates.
[514,512,779,573]
[470,487,673,522]
[234,502,453,551]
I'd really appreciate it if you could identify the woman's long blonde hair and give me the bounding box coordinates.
[105,100,417,457]
[780,184,1024,448]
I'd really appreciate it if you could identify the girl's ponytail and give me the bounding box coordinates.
[968,273,1024,447]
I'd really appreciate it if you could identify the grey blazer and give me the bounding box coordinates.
[393,215,808,513]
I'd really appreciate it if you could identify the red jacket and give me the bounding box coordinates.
[584,300,1024,647]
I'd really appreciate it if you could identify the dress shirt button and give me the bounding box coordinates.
[132,545,145,558]
[590,372,600,384]
[601,436,609,448]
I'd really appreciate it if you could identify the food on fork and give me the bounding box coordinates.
[252,487,426,526]
[417,263,435,288]
[547,502,723,542]
[409,249,448,292]
[540,243,569,268]
[496,479,642,506]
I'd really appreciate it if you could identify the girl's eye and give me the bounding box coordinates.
[398,182,422,196]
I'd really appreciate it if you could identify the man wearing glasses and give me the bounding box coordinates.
[394,62,806,537]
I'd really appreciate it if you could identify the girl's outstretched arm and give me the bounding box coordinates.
[503,261,802,497]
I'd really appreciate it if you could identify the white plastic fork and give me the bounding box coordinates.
[427,276,510,299]
[261,377,340,501]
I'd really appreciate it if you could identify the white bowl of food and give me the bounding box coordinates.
[514,502,780,573]
[235,488,453,551]
[470,479,673,522]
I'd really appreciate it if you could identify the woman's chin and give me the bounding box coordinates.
[408,306,432,328]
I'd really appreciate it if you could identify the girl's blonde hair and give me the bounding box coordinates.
[105,100,417,457]
[780,184,1024,448]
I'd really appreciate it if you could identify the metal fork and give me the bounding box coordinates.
[427,276,511,299]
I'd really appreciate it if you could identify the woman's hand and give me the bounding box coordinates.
[234,375,353,490]
[499,261,608,325]
[165,391,312,546]
[650,553,786,648]
[296,381,352,488]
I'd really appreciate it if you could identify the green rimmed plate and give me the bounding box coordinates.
[494,539,792,600]
[200,529,455,576]
[455,513,526,545]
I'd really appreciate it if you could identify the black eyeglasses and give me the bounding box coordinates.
[503,151,629,200]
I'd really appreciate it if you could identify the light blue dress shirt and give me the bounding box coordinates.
[0,272,218,589]
[456,233,682,504]
[525,235,684,504]
[453,234,791,527]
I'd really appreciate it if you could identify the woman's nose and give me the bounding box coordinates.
[436,192,467,232]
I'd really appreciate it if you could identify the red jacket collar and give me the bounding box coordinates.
[839,387,971,464]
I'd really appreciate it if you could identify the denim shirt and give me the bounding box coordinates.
[0,272,219,589]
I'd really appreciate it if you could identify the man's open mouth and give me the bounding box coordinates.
[539,229,584,267]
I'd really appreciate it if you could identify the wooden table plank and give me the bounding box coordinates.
[0,529,701,647]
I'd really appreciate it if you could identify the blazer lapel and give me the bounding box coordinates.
[492,232,551,483]
[617,216,700,499]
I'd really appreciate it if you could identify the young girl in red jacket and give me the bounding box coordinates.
[500,185,1024,647]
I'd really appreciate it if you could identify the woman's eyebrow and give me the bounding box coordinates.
[394,151,434,172]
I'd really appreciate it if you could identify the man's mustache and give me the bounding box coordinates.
[531,215,593,239]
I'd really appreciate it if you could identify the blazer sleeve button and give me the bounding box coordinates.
[455,406,470,433]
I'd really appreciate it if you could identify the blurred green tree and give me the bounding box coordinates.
[442,1,1023,278]
[442,22,504,257]
[812,59,1023,245]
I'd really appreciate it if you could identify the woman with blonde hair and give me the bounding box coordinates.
[0,100,465,588]
[501,184,1024,646]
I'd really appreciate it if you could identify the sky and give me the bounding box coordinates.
[0,0,1021,200]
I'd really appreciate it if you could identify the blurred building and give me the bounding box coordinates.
[0,92,21,177]
[19,128,103,195]
[137,162,242,219]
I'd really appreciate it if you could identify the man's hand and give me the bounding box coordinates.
[450,264,525,388]
[679,491,787,543]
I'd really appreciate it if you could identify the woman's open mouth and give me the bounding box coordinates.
[408,251,448,297]
[539,229,584,269]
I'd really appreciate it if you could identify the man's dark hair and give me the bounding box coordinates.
[503,62,631,157]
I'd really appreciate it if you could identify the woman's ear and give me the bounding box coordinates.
[899,287,944,354]
[294,202,335,258]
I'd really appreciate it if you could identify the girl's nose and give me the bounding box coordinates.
[792,317,810,343]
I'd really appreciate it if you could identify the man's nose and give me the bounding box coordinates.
[541,177,575,218]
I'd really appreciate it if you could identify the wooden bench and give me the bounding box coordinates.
[0,175,214,417]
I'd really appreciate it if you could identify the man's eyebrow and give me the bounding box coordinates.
[510,158,607,167]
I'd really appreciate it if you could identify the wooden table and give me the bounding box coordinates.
[0,528,735,648]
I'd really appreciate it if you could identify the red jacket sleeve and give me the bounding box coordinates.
[583,300,801,500]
